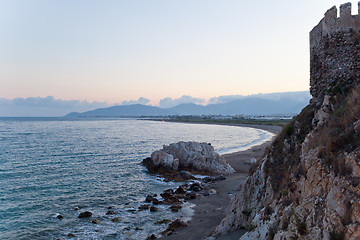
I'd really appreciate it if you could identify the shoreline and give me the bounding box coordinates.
[159,124,282,240]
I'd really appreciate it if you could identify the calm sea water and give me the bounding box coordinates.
[0,118,272,239]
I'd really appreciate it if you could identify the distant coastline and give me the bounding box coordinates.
[147,117,286,133]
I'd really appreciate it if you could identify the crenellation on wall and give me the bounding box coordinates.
[310,2,360,49]
[340,2,352,18]
[325,6,337,21]
[309,2,360,100]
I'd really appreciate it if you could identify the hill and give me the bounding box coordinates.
[65,91,310,117]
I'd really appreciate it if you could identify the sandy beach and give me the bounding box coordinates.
[160,124,282,240]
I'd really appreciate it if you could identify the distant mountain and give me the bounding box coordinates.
[65,91,311,117]
[66,104,173,117]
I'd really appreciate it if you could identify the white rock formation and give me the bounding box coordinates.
[148,141,235,175]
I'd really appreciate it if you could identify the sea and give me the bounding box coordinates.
[0,118,273,240]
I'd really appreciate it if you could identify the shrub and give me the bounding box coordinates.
[280,189,289,197]
[242,210,252,217]
[310,87,360,176]
[292,209,307,236]
[285,124,294,137]
[329,230,345,240]
[245,221,255,231]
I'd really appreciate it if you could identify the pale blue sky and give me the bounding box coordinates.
[0,0,358,105]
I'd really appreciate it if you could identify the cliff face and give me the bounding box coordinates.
[213,3,360,240]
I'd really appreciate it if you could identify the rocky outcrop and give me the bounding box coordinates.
[213,3,360,240]
[142,141,235,175]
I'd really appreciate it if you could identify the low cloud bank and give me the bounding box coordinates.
[208,91,311,104]
[158,95,206,108]
[0,96,108,117]
[120,97,150,106]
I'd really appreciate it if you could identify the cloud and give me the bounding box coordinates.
[121,97,150,105]
[209,91,311,104]
[0,96,108,117]
[159,95,205,108]
[208,95,246,104]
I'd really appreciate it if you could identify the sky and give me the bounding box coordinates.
[0,0,359,115]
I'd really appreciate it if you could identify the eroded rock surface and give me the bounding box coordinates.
[142,141,235,175]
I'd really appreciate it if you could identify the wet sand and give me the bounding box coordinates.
[160,124,282,240]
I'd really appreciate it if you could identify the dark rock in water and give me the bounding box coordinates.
[170,204,182,212]
[145,195,153,203]
[142,157,159,173]
[155,219,171,224]
[138,204,150,210]
[162,219,187,236]
[107,206,113,209]
[184,192,197,200]
[74,207,80,211]
[144,194,163,204]
[150,206,158,212]
[169,219,187,228]
[175,186,186,194]
[111,217,121,222]
[106,210,116,215]
[189,182,203,192]
[214,174,226,181]
[160,189,174,199]
[146,234,157,240]
[135,227,143,231]
[162,194,182,205]
[78,211,92,218]
[67,233,76,237]
[56,214,63,220]
[91,219,100,224]
[152,198,162,205]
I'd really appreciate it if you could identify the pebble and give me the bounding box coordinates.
[91,219,100,224]
[111,217,121,222]
[78,211,92,218]
[138,204,150,210]
[150,206,158,212]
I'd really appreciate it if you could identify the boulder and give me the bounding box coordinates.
[150,206,158,212]
[138,204,150,211]
[142,141,235,175]
[162,219,187,236]
[78,211,92,218]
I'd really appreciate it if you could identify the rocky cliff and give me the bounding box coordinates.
[213,3,360,240]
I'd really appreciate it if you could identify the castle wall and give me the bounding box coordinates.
[310,2,360,99]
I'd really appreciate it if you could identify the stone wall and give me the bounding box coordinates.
[310,2,360,100]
